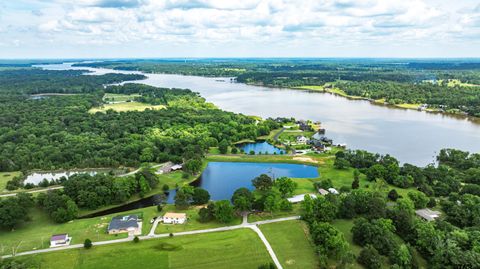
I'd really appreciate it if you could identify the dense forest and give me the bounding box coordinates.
[75,59,480,117]
[0,69,280,171]
[312,148,480,268]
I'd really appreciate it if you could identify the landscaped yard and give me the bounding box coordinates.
[88,102,165,113]
[0,171,21,192]
[15,229,272,269]
[155,205,241,234]
[260,220,318,269]
[0,206,159,255]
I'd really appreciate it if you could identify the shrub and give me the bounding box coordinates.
[84,239,92,249]
[133,236,139,243]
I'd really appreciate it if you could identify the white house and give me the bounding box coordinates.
[287,194,317,203]
[171,164,183,171]
[318,188,329,196]
[328,188,339,195]
[415,209,441,222]
[50,234,71,248]
[296,136,308,144]
[162,212,187,224]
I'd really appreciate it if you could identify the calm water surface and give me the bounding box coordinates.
[239,141,285,155]
[83,162,318,217]
[38,63,480,165]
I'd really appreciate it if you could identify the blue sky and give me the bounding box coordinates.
[0,0,479,58]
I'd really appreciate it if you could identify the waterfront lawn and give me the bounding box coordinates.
[260,220,319,269]
[88,102,166,113]
[0,206,159,255]
[155,205,241,234]
[17,229,272,269]
[0,171,21,192]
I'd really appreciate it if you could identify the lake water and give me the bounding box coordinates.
[238,141,285,155]
[83,161,318,217]
[37,63,480,166]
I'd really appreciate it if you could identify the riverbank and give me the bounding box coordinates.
[292,85,478,120]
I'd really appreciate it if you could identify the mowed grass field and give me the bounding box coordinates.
[89,102,166,113]
[103,93,141,102]
[0,206,159,254]
[0,171,21,192]
[260,220,319,269]
[155,205,242,234]
[16,229,272,269]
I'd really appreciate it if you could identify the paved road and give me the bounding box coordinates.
[2,214,300,268]
[273,127,286,142]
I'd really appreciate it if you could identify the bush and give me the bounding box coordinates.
[133,236,140,243]
[162,184,169,192]
[357,245,382,269]
[388,189,399,201]
[84,239,92,249]
[157,204,163,212]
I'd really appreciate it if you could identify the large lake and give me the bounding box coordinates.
[38,63,480,166]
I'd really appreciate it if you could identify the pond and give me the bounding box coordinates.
[82,162,318,217]
[23,170,99,185]
[238,141,285,155]
[37,62,480,166]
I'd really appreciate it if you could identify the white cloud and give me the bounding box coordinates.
[2,0,479,57]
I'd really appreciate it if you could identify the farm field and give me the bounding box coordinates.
[15,229,272,269]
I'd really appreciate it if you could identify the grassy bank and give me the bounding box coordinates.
[260,220,319,269]
[15,229,272,269]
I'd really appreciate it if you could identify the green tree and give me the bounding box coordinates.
[275,177,297,198]
[192,188,210,205]
[365,164,386,181]
[174,189,191,209]
[84,239,93,249]
[408,192,429,209]
[214,200,235,223]
[357,244,382,269]
[252,174,273,191]
[218,139,229,154]
[334,158,350,169]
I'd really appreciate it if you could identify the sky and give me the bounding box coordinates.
[0,0,479,58]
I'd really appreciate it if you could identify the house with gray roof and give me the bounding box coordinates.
[107,215,142,235]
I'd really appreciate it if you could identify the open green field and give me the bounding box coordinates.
[0,206,159,255]
[89,102,166,113]
[15,229,272,269]
[155,205,242,234]
[103,93,141,102]
[0,171,21,192]
[248,203,303,223]
[260,220,319,269]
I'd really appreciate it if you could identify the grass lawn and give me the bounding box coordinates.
[0,206,159,255]
[260,220,319,269]
[257,128,284,140]
[248,203,303,223]
[16,229,272,269]
[0,171,21,192]
[103,93,140,102]
[88,102,166,113]
[155,205,241,234]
